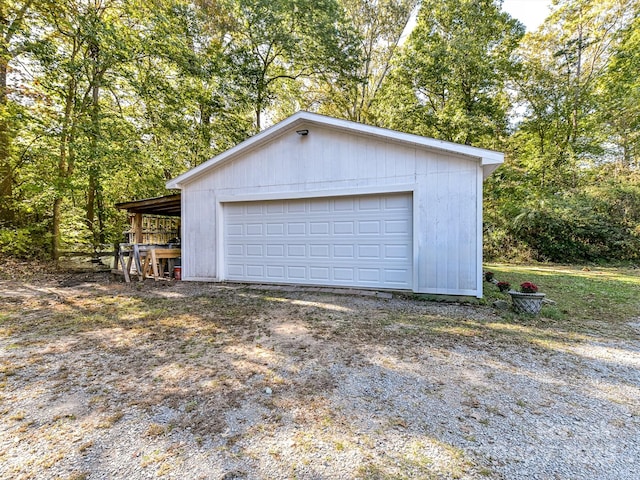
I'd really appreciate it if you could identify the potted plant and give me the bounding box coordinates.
[509,281,545,314]
[485,271,495,282]
[497,281,511,292]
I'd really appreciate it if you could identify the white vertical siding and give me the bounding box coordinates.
[182,189,217,280]
[180,124,483,296]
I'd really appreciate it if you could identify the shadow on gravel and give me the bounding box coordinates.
[1,277,638,479]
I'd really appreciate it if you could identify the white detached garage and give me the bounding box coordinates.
[166,112,503,297]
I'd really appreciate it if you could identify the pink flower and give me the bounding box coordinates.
[520,282,538,293]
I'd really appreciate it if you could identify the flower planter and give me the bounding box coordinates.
[509,291,546,314]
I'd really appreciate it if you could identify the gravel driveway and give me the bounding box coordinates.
[1,272,638,479]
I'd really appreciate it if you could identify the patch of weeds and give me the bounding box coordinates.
[387,417,408,429]
[541,306,564,321]
[78,440,94,454]
[485,405,505,417]
[97,411,124,429]
[52,413,76,423]
[40,451,65,469]
[9,410,26,421]
[293,431,318,453]
[88,395,106,406]
[356,463,405,480]
[156,462,174,476]
[268,448,282,459]
[140,449,169,468]
[14,419,35,433]
[184,400,198,413]
[145,423,167,437]
[65,472,89,480]
[0,363,18,377]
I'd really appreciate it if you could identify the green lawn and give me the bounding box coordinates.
[483,263,640,338]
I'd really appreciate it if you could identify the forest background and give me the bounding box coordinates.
[1,0,638,263]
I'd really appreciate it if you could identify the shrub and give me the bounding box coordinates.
[0,224,51,260]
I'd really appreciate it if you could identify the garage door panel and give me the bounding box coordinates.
[267,203,284,214]
[385,244,409,259]
[358,246,379,259]
[266,223,284,236]
[227,224,243,236]
[334,267,354,281]
[227,264,244,276]
[385,219,410,234]
[287,203,306,213]
[358,268,380,282]
[223,193,412,289]
[288,244,306,257]
[358,197,381,210]
[334,245,355,258]
[358,221,381,234]
[310,266,330,280]
[385,269,411,284]
[266,244,284,257]
[310,222,330,234]
[246,224,263,235]
[246,265,264,277]
[309,244,330,258]
[334,221,355,234]
[288,266,306,279]
[385,195,412,210]
[266,265,285,279]
[246,244,263,256]
[246,204,263,215]
[334,198,355,211]
[288,223,306,235]
[227,244,243,256]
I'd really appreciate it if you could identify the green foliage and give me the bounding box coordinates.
[0,223,51,260]
[312,0,419,123]
[485,164,640,263]
[511,0,636,186]
[222,0,362,129]
[374,0,524,148]
[1,0,640,264]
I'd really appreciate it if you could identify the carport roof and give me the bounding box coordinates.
[115,194,181,217]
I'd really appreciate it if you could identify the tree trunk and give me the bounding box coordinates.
[86,36,102,252]
[0,55,14,225]
[52,196,62,262]
[52,64,78,262]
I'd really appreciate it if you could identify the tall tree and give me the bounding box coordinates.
[0,0,36,225]
[222,0,360,130]
[513,0,635,188]
[27,0,141,258]
[310,0,419,123]
[375,0,524,148]
[598,4,640,168]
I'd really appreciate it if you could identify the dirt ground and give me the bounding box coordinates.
[0,261,639,479]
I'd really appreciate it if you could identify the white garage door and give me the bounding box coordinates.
[223,193,413,290]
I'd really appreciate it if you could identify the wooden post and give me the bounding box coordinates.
[133,213,143,244]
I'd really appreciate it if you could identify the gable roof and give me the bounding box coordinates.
[166,111,504,189]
